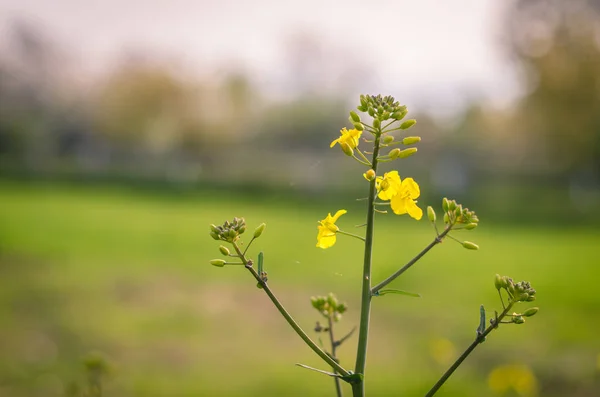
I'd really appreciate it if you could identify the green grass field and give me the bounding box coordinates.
[1,181,599,396]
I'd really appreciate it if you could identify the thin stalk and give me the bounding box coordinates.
[328,315,343,397]
[232,243,351,377]
[337,230,366,242]
[371,226,452,295]
[424,304,514,397]
[353,133,382,396]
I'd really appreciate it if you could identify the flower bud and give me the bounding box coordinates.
[427,206,436,222]
[210,259,226,267]
[494,274,503,290]
[522,307,539,317]
[210,231,220,240]
[368,107,375,117]
[382,111,390,120]
[442,197,450,212]
[373,119,381,130]
[465,223,478,230]
[443,213,450,224]
[402,136,421,145]
[512,314,525,324]
[400,119,417,130]
[352,122,364,131]
[398,148,418,158]
[448,200,457,212]
[392,108,408,120]
[360,95,367,107]
[363,169,376,181]
[389,148,401,159]
[382,135,394,144]
[238,226,246,235]
[341,143,354,157]
[210,224,220,233]
[219,245,230,256]
[349,111,360,122]
[526,295,536,302]
[462,241,479,250]
[253,223,266,238]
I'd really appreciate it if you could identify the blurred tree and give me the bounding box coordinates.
[504,0,600,181]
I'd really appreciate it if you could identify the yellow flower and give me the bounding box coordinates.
[390,177,423,220]
[316,209,347,249]
[376,171,423,220]
[376,171,402,201]
[330,128,362,153]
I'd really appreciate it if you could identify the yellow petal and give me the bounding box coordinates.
[405,199,423,220]
[331,209,347,222]
[317,234,337,249]
[402,177,420,199]
[390,196,408,215]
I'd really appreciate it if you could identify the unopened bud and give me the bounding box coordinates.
[253,223,266,238]
[392,109,408,120]
[443,213,450,224]
[382,135,394,144]
[398,148,418,158]
[442,197,449,212]
[427,206,436,222]
[238,226,246,235]
[341,143,354,157]
[349,111,360,122]
[210,259,226,267]
[462,241,479,250]
[494,274,503,290]
[210,224,219,233]
[368,107,375,117]
[210,231,220,240]
[400,119,417,129]
[382,111,390,120]
[219,245,230,256]
[363,169,376,181]
[373,119,381,130]
[522,307,539,317]
[389,148,401,159]
[402,136,421,145]
[465,223,478,230]
[512,314,525,324]
[352,122,364,131]
[448,200,457,212]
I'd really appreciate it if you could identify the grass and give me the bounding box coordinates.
[0,181,599,397]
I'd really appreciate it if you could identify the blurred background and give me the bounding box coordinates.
[1,0,599,396]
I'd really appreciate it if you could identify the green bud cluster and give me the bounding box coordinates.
[495,274,537,303]
[356,94,408,123]
[442,197,479,228]
[210,217,247,242]
[311,293,348,323]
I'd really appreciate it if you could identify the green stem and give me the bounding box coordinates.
[424,303,514,397]
[328,315,343,397]
[371,226,452,295]
[232,243,351,377]
[337,230,366,242]
[353,133,382,396]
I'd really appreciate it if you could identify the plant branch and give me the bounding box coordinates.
[424,304,514,397]
[231,243,351,378]
[371,226,452,295]
[328,315,343,397]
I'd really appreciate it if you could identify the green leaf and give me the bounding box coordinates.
[374,289,421,298]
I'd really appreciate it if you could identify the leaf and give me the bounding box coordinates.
[374,289,421,298]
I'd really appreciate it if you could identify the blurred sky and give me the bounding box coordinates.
[0,0,519,114]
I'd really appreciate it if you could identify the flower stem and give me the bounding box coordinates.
[424,303,514,397]
[353,133,382,396]
[337,230,366,242]
[231,243,351,377]
[371,226,452,295]
[328,315,344,397]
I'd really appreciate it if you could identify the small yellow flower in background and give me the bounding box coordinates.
[316,210,347,249]
[376,171,402,200]
[330,128,362,153]
[429,337,457,366]
[488,364,538,396]
[390,177,422,220]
